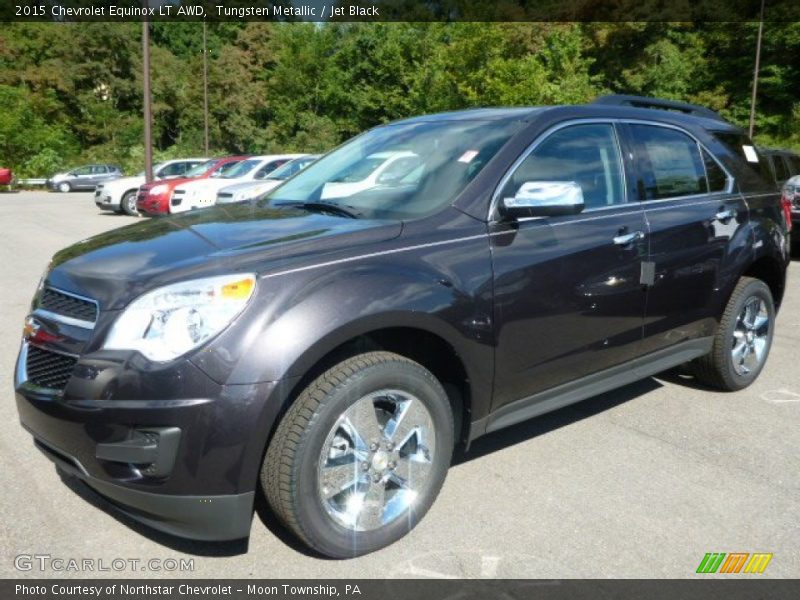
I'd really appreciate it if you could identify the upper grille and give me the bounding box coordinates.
[26,345,78,390]
[218,193,233,199]
[40,288,98,323]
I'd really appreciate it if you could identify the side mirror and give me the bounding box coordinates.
[501,181,585,219]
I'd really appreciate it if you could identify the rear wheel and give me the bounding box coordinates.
[262,351,454,558]
[121,190,139,216]
[692,277,775,391]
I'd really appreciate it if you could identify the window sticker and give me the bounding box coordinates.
[458,150,479,164]
[742,145,760,163]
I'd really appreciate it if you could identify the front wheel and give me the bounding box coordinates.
[262,351,454,558]
[692,277,775,391]
[121,190,139,216]
[58,182,71,193]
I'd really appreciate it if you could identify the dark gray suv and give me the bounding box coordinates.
[47,164,122,192]
[15,96,791,558]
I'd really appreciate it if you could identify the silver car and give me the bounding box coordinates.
[47,164,122,192]
[216,155,320,204]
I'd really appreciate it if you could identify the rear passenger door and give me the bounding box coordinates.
[624,122,747,355]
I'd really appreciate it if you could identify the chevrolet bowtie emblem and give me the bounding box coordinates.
[22,317,40,341]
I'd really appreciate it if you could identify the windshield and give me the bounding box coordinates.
[184,160,216,178]
[268,156,319,180]
[220,159,262,179]
[267,120,522,220]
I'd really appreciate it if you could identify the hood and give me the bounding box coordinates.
[219,180,276,194]
[102,175,145,190]
[176,177,245,195]
[46,204,402,310]
[140,176,195,193]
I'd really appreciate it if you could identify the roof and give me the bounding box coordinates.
[387,96,743,133]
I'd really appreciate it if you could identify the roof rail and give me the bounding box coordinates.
[592,94,725,122]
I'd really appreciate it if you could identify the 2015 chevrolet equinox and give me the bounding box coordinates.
[15,96,791,558]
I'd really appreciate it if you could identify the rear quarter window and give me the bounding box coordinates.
[712,131,774,186]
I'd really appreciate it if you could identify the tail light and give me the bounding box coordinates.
[780,187,793,233]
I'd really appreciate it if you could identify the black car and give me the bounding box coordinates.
[760,147,800,188]
[47,164,123,192]
[15,96,791,558]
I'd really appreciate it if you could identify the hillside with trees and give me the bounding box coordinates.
[1,21,798,176]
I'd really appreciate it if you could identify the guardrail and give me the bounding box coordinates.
[16,178,47,186]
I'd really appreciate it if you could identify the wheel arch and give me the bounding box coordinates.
[275,322,474,449]
[742,254,787,310]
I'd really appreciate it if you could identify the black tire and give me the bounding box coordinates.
[58,182,71,193]
[262,351,454,558]
[121,190,139,216]
[691,277,775,391]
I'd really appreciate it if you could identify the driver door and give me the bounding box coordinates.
[489,122,648,411]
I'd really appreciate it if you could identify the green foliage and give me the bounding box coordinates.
[1,22,799,177]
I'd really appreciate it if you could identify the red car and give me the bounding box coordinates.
[136,156,249,216]
[0,167,13,186]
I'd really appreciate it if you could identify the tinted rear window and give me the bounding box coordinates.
[712,131,773,184]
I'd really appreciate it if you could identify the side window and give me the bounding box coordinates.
[789,155,800,176]
[158,162,185,177]
[701,148,728,192]
[629,124,706,200]
[73,166,92,176]
[92,166,106,174]
[773,156,789,182]
[503,123,625,210]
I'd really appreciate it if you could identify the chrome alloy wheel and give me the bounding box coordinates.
[731,296,771,376]
[317,389,436,531]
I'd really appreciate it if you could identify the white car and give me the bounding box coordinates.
[216,155,321,205]
[321,151,421,199]
[94,158,208,215]
[170,154,306,213]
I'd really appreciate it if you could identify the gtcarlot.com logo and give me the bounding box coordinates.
[14,554,195,573]
[696,552,772,574]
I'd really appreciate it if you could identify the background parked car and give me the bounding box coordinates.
[0,167,12,187]
[95,158,208,216]
[320,151,422,199]
[761,148,800,188]
[170,154,305,213]
[47,164,122,192]
[136,156,249,216]
[216,155,320,204]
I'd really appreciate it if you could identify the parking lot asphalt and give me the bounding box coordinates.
[0,191,798,579]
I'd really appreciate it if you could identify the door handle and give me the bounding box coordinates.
[613,230,645,246]
[715,208,736,222]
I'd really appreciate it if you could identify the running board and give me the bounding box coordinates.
[470,337,713,441]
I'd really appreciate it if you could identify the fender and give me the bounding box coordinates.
[190,232,496,417]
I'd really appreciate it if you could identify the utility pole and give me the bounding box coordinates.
[748,0,765,139]
[142,0,153,182]
[203,21,209,155]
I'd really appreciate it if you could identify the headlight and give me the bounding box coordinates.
[149,184,168,195]
[103,274,256,362]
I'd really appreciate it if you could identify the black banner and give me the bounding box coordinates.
[3,0,800,23]
[4,580,800,600]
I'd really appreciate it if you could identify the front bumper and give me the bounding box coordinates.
[15,339,286,541]
[94,188,119,211]
[137,192,169,215]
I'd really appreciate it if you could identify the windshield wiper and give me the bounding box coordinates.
[277,201,362,219]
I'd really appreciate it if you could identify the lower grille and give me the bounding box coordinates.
[26,345,78,390]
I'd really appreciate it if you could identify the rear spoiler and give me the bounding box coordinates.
[593,94,726,122]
